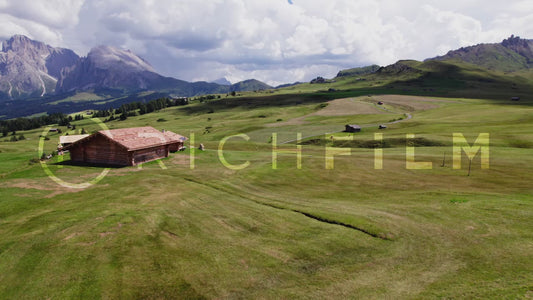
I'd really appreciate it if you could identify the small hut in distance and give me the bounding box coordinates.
[345,124,361,133]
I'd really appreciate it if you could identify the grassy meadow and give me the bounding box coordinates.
[0,94,532,298]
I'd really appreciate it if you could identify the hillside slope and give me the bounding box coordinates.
[429,35,533,72]
[229,79,272,92]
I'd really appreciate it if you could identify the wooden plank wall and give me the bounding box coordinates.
[132,145,169,165]
[169,141,183,152]
[69,134,174,166]
[70,134,130,166]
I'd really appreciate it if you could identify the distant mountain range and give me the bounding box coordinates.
[0,35,272,101]
[211,78,232,85]
[1,34,532,119]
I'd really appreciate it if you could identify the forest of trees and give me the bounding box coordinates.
[0,97,189,137]
[0,113,71,137]
[92,97,189,121]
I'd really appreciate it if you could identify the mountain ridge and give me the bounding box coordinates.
[0,35,272,101]
[0,35,79,99]
[1,34,533,120]
[427,35,533,72]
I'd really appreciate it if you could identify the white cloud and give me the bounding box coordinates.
[0,0,532,85]
[0,14,64,45]
[0,0,83,28]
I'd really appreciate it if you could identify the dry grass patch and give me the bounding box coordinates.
[4,178,81,198]
[315,97,385,116]
[369,95,451,111]
[267,97,386,127]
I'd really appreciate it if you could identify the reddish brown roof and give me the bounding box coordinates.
[66,126,187,151]
[163,130,188,143]
[97,127,186,151]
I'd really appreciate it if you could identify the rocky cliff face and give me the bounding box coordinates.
[56,45,164,93]
[0,36,170,98]
[501,35,533,63]
[0,35,273,100]
[0,35,79,99]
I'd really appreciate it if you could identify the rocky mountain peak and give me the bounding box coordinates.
[56,45,163,93]
[501,35,533,62]
[0,35,79,99]
[87,45,156,73]
[2,35,51,58]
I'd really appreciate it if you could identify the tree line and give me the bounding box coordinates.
[0,113,71,137]
[93,97,189,121]
[0,97,189,136]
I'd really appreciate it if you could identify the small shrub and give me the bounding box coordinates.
[509,140,533,148]
[276,119,283,122]
[28,157,40,165]
[258,115,267,118]
[450,198,469,204]
[300,139,327,146]
[157,118,167,122]
[403,137,444,147]
[327,137,444,149]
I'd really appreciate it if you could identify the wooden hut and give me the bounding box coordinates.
[345,124,361,132]
[64,127,187,166]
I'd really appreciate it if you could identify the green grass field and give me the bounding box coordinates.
[0,94,532,298]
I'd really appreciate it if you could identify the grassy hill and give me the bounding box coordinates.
[229,79,272,92]
[0,91,532,298]
[430,35,533,72]
[272,58,533,102]
[336,64,381,77]
[4,39,533,121]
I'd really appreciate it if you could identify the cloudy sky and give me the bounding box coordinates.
[1,0,532,86]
